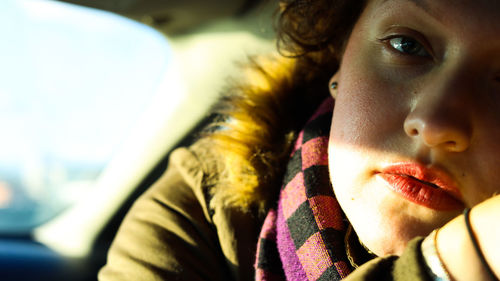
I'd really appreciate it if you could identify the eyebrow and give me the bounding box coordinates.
[382,0,431,13]
[380,0,443,25]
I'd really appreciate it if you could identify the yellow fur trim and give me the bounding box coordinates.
[206,54,297,216]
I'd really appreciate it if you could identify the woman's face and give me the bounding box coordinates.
[328,0,500,256]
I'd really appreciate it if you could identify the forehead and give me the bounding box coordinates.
[380,0,500,14]
[374,0,500,25]
[368,0,500,43]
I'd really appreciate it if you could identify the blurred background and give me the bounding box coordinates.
[0,0,275,280]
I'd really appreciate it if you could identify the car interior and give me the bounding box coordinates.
[0,0,275,280]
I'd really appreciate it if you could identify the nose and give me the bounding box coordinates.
[403,78,473,153]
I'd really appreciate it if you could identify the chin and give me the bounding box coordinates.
[360,229,416,257]
[340,193,437,257]
[352,207,439,257]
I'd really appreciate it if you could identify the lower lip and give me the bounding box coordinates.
[377,173,464,211]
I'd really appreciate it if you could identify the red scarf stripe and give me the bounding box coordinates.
[255,97,352,280]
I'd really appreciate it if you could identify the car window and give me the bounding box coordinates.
[0,0,171,233]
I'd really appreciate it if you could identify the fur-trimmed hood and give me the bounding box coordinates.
[196,54,332,218]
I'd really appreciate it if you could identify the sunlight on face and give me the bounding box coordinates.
[328,0,500,256]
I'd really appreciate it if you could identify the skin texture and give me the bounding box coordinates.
[437,197,500,281]
[327,0,500,258]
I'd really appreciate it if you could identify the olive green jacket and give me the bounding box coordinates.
[98,145,431,281]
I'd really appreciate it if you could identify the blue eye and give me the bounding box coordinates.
[388,37,429,57]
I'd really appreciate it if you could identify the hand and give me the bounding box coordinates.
[437,195,500,281]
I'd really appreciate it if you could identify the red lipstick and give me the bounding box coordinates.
[377,163,464,211]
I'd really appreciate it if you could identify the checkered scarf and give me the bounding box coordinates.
[255,97,353,280]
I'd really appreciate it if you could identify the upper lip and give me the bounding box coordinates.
[379,162,464,203]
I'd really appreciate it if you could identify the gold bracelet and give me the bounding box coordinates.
[421,229,453,281]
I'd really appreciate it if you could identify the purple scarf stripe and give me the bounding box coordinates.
[277,199,308,280]
[255,97,353,281]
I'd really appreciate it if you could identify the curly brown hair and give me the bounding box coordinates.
[201,0,367,217]
[278,0,366,59]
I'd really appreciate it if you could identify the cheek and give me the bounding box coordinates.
[330,29,419,152]
[329,80,401,151]
[331,19,412,150]
[330,86,372,146]
[464,125,500,202]
[331,46,407,150]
